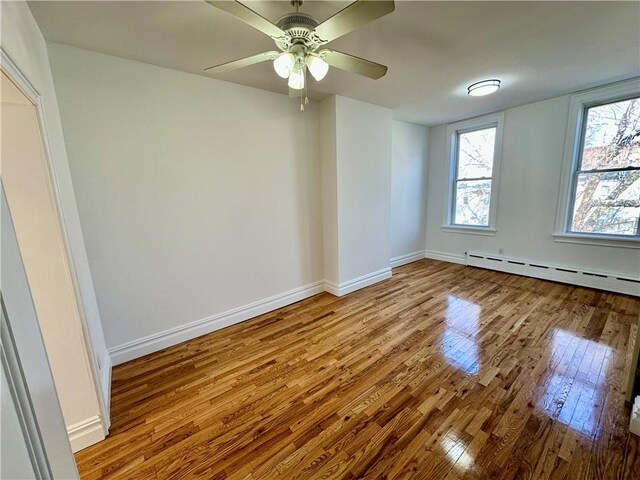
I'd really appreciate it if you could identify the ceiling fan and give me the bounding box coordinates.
[204,0,395,108]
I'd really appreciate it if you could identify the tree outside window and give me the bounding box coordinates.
[453,127,496,227]
[569,97,640,236]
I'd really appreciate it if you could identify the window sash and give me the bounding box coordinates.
[452,179,492,227]
[445,112,503,233]
[567,170,640,237]
[566,99,640,238]
[577,96,640,171]
[450,127,497,227]
[455,176,493,182]
[577,166,639,175]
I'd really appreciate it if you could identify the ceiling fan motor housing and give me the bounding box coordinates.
[275,13,322,52]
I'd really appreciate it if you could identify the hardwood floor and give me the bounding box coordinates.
[75,259,640,479]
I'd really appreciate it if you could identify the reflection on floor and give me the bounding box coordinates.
[75,259,640,479]
[537,329,612,438]
[442,295,480,375]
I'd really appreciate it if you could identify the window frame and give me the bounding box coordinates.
[554,79,640,249]
[443,112,504,235]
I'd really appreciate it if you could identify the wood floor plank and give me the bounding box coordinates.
[74,260,640,479]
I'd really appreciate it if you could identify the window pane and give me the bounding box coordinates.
[580,97,640,170]
[457,127,496,179]
[570,170,640,236]
[454,179,492,226]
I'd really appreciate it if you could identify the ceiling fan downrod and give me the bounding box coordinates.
[291,0,303,14]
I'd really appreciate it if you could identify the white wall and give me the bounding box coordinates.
[335,97,393,284]
[320,96,339,285]
[1,0,109,448]
[391,120,428,263]
[425,94,640,277]
[320,96,393,293]
[48,44,324,361]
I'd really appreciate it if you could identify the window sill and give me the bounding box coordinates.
[552,232,640,249]
[441,225,497,236]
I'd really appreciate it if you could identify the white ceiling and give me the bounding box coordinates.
[28,1,640,125]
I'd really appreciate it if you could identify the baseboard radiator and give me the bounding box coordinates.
[466,252,639,297]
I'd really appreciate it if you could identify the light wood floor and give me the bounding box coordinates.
[76,259,640,479]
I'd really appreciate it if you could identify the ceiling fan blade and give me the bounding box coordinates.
[314,0,395,43]
[204,51,278,74]
[321,49,387,79]
[204,1,286,39]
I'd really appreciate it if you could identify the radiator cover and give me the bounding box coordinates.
[465,252,639,297]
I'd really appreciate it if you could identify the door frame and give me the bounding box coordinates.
[1,293,54,478]
[0,46,110,430]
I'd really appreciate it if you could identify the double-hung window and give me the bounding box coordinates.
[555,80,640,247]
[444,112,504,233]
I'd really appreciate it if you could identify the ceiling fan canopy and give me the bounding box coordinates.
[204,0,395,97]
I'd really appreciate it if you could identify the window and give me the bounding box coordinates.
[555,80,640,247]
[444,113,503,233]
[569,98,639,236]
[452,127,496,227]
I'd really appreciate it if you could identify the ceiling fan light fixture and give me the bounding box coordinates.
[273,52,295,79]
[288,67,305,90]
[306,55,329,81]
[204,0,395,109]
[467,79,501,96]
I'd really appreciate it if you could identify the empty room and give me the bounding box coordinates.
[1,1,640,479]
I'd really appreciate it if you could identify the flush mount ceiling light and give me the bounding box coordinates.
[204,0,395,111]
[468,79,501,97]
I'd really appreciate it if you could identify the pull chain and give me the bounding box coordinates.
[299,66,308,112]
[304,67,309,106]
[300,69,304,112]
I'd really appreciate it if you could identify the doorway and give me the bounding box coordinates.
[1,68,106,451]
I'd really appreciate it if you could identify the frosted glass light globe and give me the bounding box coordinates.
[306,55,329,81]
[273,53,295,79]
[288,67,305,90]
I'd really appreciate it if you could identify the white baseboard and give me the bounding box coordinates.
[391,251,426,268]
[466,252,640,297]
[109,281,325,365]
[423,250,466,265]
[67,415,105,453]
[323,281,340,296]
[324,267,392,297]
[108,269,394,367]
[100,354,112,428]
